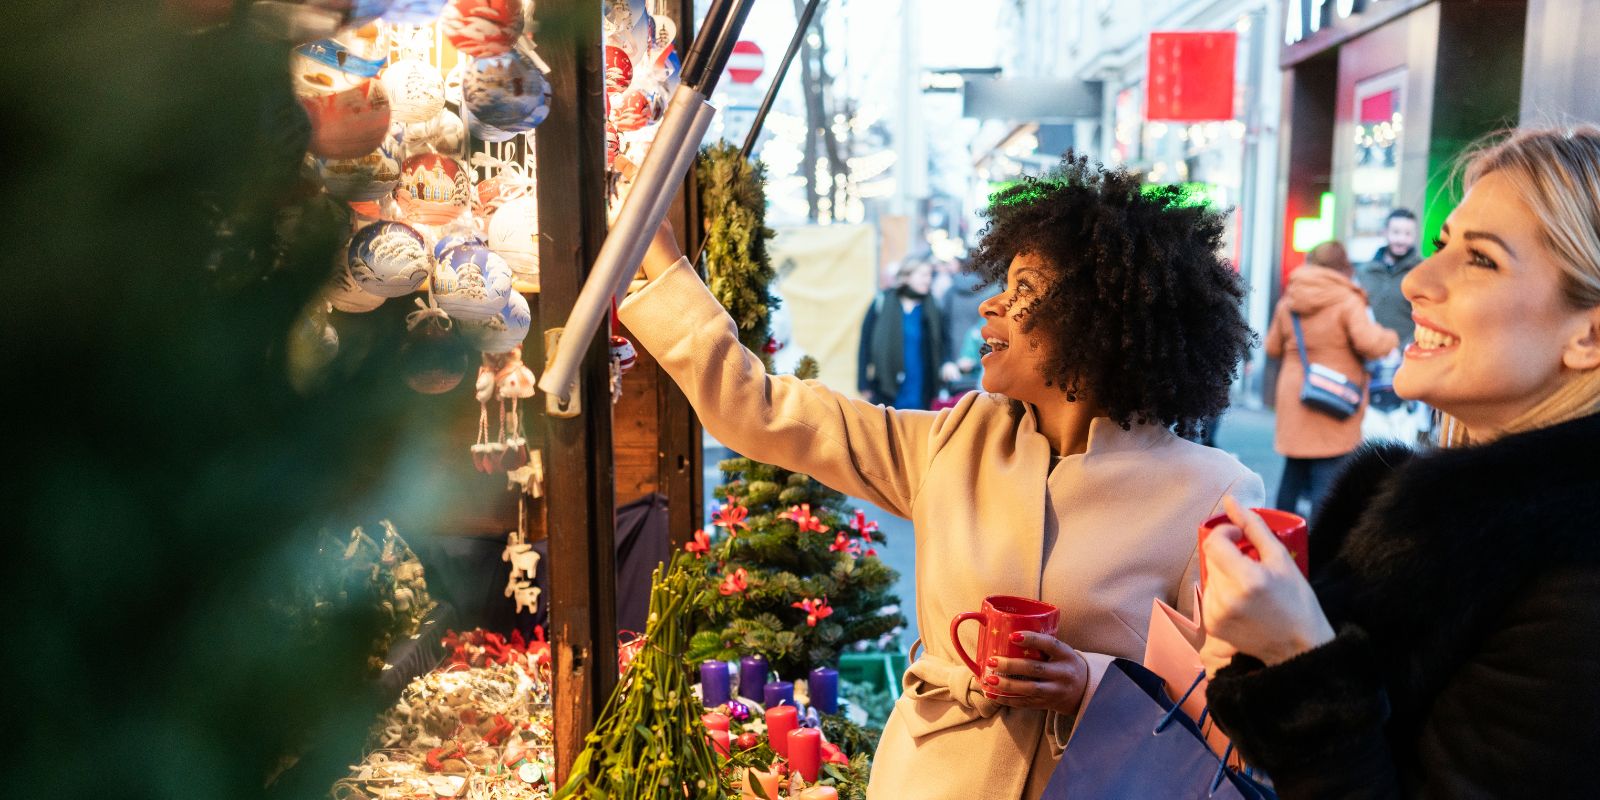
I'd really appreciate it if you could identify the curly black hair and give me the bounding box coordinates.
[969,153,1253,438]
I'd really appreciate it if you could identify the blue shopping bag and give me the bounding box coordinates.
[1041,659,1275,800]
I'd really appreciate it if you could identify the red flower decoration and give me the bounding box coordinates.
[713,501,750,534]
[782,504,830,534]
[719,567,749,596]
[763,336,784,354]
[792,596,834,627]
[828,532,852,553]
[850,509,880,542]
[685,528,710,557]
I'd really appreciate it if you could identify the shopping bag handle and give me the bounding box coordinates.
[1153,670,1207,735]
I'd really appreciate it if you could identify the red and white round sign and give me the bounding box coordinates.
[727,40,765,85]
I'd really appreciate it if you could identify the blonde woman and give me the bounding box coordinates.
[1199,126,1600,797]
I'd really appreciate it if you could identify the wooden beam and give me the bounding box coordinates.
[535,0,618,784]
[662,0,705,548]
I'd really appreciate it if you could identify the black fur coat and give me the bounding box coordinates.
[1207,412,1600,798]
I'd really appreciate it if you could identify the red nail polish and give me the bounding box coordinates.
[1009,632,1024,644]
[984,674,999,686]
[985,656,998,668]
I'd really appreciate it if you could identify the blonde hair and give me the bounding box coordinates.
[1438,125,1600,446]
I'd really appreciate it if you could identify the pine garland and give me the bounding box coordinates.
[697,141,779,370]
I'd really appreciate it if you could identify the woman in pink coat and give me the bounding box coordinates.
[1265,241,1399,514]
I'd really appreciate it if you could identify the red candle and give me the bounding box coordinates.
[787,728,822,782]
[708,729,731,757]
[702,711,731,732]
[765,705,799,758]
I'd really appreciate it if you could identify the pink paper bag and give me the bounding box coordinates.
[1141,591,1232,761]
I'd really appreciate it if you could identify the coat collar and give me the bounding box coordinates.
[1014,402,1170,458]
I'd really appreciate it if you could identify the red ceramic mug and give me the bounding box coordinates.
[1198,507,1310,587]
[950,595,1061,698]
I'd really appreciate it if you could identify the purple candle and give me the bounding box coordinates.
[739,654,770,703]
[700,660,731,707]
[764,679,795,709]
[808,666,839,714]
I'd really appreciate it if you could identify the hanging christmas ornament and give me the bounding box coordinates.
[381,58,446,125]
[463,52,550,131]
[605,120,621,169]
[496,347,536,469]
[459,290,530,354]
[402,107,467,159]
[327,246,387,312]
[433,242,514,321]
[610,335,637,373]
[300,78,392,159]
[463,105,519,142]
[315,122,403,201]
[347,220,431,297]
[382,0,448,24]
[433,229,486,260]
[441,0,524,57]
[488,194,538,291]
[252,0,392,43]
[403,298,469,394]
[395,153,470,225]
[290,32,388,93]
[604,44,633,97]
[610,86,651,133]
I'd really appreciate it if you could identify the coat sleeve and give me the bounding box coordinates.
[1343,298,1400,361]
[619,258,939,519]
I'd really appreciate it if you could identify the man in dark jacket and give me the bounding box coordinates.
[1356,208,1422,345]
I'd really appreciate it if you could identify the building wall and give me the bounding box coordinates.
[1521,0,1600,125]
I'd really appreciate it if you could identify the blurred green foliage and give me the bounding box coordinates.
[3,3,460,797]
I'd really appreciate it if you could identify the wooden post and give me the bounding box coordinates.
[663,0,705,547]
[535,0,619,784]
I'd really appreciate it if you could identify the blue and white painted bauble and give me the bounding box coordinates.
[487,194,538,291]
[290,32,388,94]
[381,58,446,125]
[460,290,530,353]
[463,105,519,142]
[327,245,387,312]
[347,221,431,297]
[463,52,550,131]
[316,123,404,201]
[433,230,487,261]
[432,242,514,321]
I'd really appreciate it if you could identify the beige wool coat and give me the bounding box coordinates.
[619,259,1266,800]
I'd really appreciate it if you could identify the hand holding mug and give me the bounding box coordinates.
[1200,496,1336,669]
[984,631,1090,716]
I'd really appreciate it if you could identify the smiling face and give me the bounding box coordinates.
[976,252,1058,403]
[1394,171,1600,432]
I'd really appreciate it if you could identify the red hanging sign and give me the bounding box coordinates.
[1145,31,1237,122]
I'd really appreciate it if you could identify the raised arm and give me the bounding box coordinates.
[618,225,942,519]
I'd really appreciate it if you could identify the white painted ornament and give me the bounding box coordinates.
[488,194,539,291]
[395,153,470,225]
[402,107,466,158]
[380,58,445,125]
[347,221,431,297]
[460,289,530,354]
[441,0,524,57]
[433,242,514,321]
[300,78,392,159]
[315,123,403,201]
[463,52,550,132]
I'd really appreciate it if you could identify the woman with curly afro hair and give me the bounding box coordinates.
[621,154,1264,800]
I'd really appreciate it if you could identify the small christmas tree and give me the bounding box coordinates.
[685,458,905,680]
